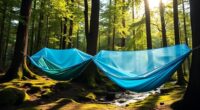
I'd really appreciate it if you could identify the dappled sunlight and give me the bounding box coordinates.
[0,0,195,109]
[148,0,170,9]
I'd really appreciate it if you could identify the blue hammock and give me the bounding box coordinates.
[29,48,92,80]
[93,44,191,92]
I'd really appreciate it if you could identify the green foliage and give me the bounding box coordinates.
[0,0,192,70]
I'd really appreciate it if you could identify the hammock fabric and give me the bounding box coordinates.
[30,44,190,92]
[93,44,191,92]
[29,48,92,80]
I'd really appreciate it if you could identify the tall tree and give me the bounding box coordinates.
[0,0,8,69]
[0,0,37,82]
[173,0,186,85]
[121,0,126,47]
[30,0,36,55]
[173,0,180,45]
[182,0,188,45]
[144,0,152,49]
[112,0,117,50]
[176,0,200,109]
[68,0,74,48]
[2,15,12,67]
[75,0,100,86]
[132,0,136,50]
[107,0,112,50]
[68,18,73,48]
[62,18,67,49]
[45,16,49,47]
[36,0,45,51]
[159,0,167,47]
[181,0,190,72]
[84,0,89,41]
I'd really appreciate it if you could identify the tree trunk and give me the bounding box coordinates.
[87,0,99,57]
[0,1,8,68]
[144,0,152,49]
[76,26,79,48]
[173,0,186,85]
[3,16,11,67]
[112,0,117,50]
[60,20,63,49]
[182,0,188,45]
[107,0,112,50]
[68,19,73,48]
[36,1,45,51]
[67,1,74,48]
[121,0,126,47]
[76,2,80,49]
[67,0,74,48]
[1,0,37,82]
[84,0,89,38]
[159,0,167,47]
[45,16,49,47]
[177,0,200,109]
[62,18,67,49]
[30,0,36,55]
[132,0,136,50]
[75,0,100,87]
[181,0,190,76]
[98,33,100,50]
[173,0,180,45]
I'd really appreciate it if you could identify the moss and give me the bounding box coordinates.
[127,83,185,109]
[0,87,29,106]
[55,98,74,104]
[75,103,116,110]
[86,92,96,100]
[41,89,54,99]
[22,61,40,79]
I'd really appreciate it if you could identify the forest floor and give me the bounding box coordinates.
[0,75,186,110]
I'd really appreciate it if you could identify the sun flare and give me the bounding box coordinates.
[148,0,170,9]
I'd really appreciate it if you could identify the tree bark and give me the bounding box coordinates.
[76,2,80,49]
[84,0,89,38]
[36,1,45,51]
[60,20,63,49]
[45,16,49,47]
[30,0,36,55]
[74,0,100,87]
[173,0,186,85]
[177,0,200,109]
[86,0,99,56]
[76,26,80,48]
[0,1,8,68]
[182,0,188,45]
[68,19,73,48]
[132,0,136,50]
[173,0,180,45]
[112,0,117,50]
[121,0,126,47]
[1,0,37,82]
[144,0,152,49]
[62,18,67,49]
[181,0,190,76]
[107,0,112,50]
[159,0,167,47]
[67,0,74,48]
[2,16,11,67]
